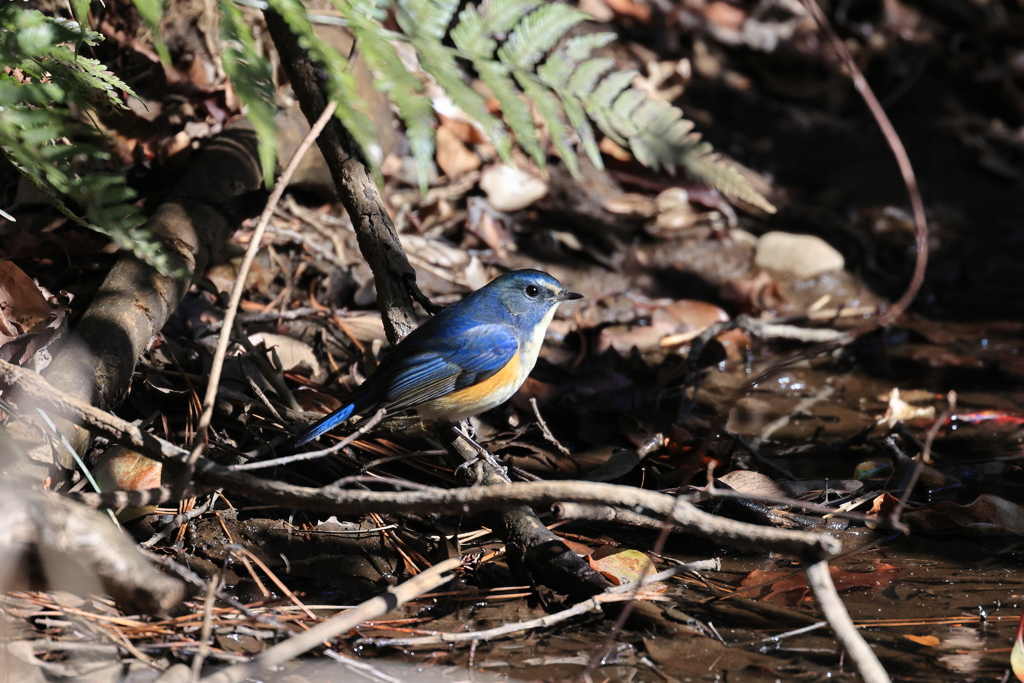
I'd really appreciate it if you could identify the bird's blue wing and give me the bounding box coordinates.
[295,322,519,447]
[384,324,519,410]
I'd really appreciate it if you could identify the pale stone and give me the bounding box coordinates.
[755,231,845,279]
[480,164,548,212]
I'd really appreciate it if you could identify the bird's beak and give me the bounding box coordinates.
[557,289,584,301]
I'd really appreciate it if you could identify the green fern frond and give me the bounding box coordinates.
[0,7,182,272]
[482,0,541,34]
[129,0,171,64]
[561,95,601,168]
[536,33,614,88]
[69,0,90,28]
[680,144,775,213]
[453,4,540,165]
[565,57,614,99]
[517,74,578,176]
[341,0,437,190]
[450,4,495,56]
[266,0,379,164]
[397,0,460,41]
[497,2,586,71]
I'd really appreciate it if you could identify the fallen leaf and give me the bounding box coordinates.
[604,0,651,21]
[603,193,657,217]
[435,123,481,178]
[578,0,615,22]
[589,546,667,591]
[437,113,485,145]
[599,137,633,162]
[1012,611,1024,682]
[92,447,164,521]
[480,164,548,212]
[740,562,901,607]
[248,332,322,379]
[718,470,787,499]
[0,260,53,344]
[720,270,783,314]
[879,388,936,428]
[903,494,1024,535]
[704,1,746,31]
[904,634,940,647]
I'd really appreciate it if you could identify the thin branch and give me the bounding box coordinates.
[0,357,839,564]
[889,390,956,524]
[365,560,719,647]
[263,10,423,344]
[231,408,388,471]
[799,0,928,335]
[530,397,571,456]
[190,575,219,682]
[186,101,339,475]
[804,560,891,683]
[198,558,461,683]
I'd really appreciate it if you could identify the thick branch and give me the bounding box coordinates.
[804,561,891,683]
[0,486,184,616]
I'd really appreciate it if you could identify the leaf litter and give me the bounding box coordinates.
[2,0,1024,680]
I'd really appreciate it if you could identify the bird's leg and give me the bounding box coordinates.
[451,423,510,483]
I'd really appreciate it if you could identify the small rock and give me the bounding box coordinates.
[754,231,845,279]
[655,187,690,213]
[480,164,548,212]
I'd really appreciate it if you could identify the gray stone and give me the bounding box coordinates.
[755,231,845,279]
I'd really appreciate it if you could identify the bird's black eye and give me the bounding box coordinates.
[525,284,541,298]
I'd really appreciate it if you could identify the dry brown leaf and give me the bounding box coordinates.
[435,124,482,178]
[599,137,633,162]
[740,562,901,607]
[589,546,666,591]
[903,494,1024,535]
[719,270,784,314]
[904,634,940,647]
[0,260,53,345]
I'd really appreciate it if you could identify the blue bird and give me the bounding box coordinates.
[294,269,582,447]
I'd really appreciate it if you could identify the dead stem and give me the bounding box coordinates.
[197,558,461,683]
[186,101,340,482]
[365,559,719,647]
[804,560,890,683]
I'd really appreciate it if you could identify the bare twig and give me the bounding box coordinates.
[529,397,571,456]
[190,575,219,682]
[198,558,461,683]
[231,408,388,471]
[232,318,300,412]
[263,11,425,343]
[804,560,891,683]
[799,0,928,335]
[186,101,339,477]
[366,560,719,647]
[889,390,957,525]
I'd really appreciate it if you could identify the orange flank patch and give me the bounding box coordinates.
[421,352,524,419]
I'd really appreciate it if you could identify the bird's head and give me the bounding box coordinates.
[486,269,583,321]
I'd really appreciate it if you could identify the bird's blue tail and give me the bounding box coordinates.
[294,404,355,447]
[294,388,377,447]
